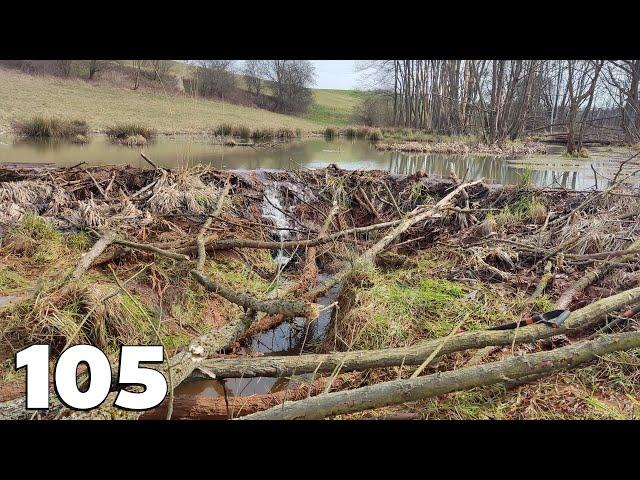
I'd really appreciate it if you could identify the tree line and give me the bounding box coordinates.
[359,60,640,153]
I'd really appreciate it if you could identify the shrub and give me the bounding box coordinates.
[236,126,251,139]
[213,123,235,136]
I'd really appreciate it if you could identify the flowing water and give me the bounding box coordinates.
[1,135,635,190]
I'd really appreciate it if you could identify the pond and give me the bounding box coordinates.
[0,135,634,190]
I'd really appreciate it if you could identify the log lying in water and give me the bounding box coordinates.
[141,373,362,420]
[241,331,640,420]
[192,285,640,380]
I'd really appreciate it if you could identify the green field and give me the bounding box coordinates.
[0,68,368,134]
[307,89,371,126]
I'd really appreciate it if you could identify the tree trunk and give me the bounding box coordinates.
[240,331,640,420]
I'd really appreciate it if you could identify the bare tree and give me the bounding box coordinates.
[151,60,172,81]
[262,60,316,114]
[603,60,640,144]
[196,60,236,99]
[131,60,147,90]
[86,60,111,80]
[56,60,74,78]
[565,60,603,154]
[243,60,268,96]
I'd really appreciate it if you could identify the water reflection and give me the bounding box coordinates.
[0,135,628,190]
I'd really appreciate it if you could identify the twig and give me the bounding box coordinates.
[140,152,159,170]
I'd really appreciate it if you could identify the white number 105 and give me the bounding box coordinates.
[15,345,168,411]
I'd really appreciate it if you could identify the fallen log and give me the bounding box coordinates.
[191,269,320,320]
[141,373,362,420]
[240,331,640,419]
[193,284,640,380]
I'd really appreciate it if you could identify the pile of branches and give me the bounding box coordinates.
[1,153,640,420]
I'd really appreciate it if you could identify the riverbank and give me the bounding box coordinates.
[375,140,548,156]
[1,164,639,420]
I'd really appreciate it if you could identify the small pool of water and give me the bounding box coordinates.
[175,275,341,400]
[1,135,633,190]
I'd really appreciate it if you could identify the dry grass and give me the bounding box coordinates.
[0,68,320,134]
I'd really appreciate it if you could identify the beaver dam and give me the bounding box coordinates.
[1,156,640,420]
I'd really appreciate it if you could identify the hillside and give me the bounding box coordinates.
[309,89,371,125]
[0,67,367,134]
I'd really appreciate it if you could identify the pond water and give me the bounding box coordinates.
[1,135,633,190]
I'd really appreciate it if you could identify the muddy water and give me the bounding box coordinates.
[1,135,631,190]
[175,276,341,399]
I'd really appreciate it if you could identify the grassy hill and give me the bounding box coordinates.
[0,67,367,134]
[308,89,371,126]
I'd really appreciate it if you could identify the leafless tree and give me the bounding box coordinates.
[131,60,147,90]
[603,60,640,144]
[243,60,268,96]
[56,60,74,77]
[86,60,111,80]
[359,59,631,149]
[565,60,603,154]
[150,60,172,81]
[262,60,316,114]
[196,60,236,99]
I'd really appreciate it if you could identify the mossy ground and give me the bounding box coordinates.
[334,245,639,419]
[334,250,554,351]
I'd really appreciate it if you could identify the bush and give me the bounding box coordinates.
[356,127,371,139]
[12,117,89,139]
[105,123,156,140]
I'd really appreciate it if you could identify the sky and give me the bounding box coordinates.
[310,60,359,90]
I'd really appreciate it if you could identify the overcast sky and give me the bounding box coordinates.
[310,60,359,90]
[231,60,361,90]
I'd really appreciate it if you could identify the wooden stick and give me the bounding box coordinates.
[191,269,320,320]
[68,231,117,282]
[113,238,190,261]
[193,284,640,380]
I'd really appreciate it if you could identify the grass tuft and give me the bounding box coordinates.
[105,123,156,140]
[11,117,89,140]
